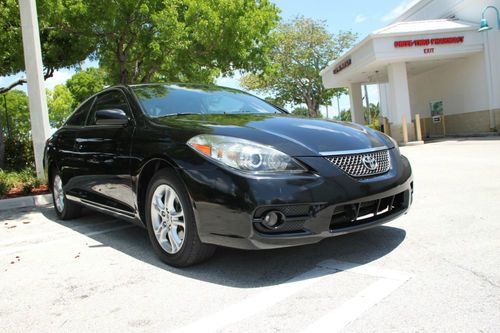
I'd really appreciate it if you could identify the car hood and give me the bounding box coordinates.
[151,114,390,156]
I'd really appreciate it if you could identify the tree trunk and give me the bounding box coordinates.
[306,100,320,118]
[0,124,4,170]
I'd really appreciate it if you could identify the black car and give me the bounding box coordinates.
[44,84,413,267]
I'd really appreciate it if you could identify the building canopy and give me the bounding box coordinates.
[321,19,482,89]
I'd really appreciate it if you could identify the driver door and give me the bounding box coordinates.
[71,89,136,214]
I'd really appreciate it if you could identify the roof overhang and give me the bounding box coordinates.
[321,20,483,88]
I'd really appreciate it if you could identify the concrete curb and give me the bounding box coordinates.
[0,193,52,211]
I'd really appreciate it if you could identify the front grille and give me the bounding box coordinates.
[330,190,408,230]
[325,149,391,177]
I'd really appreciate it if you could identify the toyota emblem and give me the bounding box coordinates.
[362,155,378,171]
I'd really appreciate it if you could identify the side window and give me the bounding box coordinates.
[65,97,94,126]
[87,90,131,125]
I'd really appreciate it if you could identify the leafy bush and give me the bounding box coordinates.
[32,177,43,189]
[0,179,7,197]
[19,169,36,194]
[0,170,14,197]
[3,138,35,171]
[0,169,46,198]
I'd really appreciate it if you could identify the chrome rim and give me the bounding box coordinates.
[150,184,185,254]
[53,175,64,213]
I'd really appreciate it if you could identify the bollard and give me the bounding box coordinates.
[383,117,391,136]
[441,115,447,136]
[402,114,409,144]
[422,117,427,139]
[415,114,422,141]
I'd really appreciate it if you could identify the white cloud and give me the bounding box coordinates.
[44,69,74,90]
[355,14,367,24]
[382,0,420,22]
[216,72,242,90]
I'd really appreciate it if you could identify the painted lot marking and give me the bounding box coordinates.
[0,224,135,256]
[0,219,121,247]
[302,260,413,333]
[174,259,413,333]
[173,266,335,333]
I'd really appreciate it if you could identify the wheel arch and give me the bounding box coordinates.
[47,161,60,192]
[136,157,184,224]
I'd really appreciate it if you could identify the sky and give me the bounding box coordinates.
[0,0,420,117]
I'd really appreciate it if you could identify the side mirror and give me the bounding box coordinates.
[95,109,129,126]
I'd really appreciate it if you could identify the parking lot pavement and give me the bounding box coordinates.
[1,137,499,333]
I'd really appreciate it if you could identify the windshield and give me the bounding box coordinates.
[132,84,284,117]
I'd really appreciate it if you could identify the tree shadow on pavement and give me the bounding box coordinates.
[39,205,406,288]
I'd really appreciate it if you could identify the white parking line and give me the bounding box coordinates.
[0,224,136,256]
[302,260,413,333]
[0,219,121,247]
[301,276,411,333]
[173,266,336,333]
[174,259,413,333]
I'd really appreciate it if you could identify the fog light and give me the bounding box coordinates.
[262,211,285,229]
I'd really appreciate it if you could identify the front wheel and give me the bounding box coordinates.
[52,171,81,220]
[145,169,216,267]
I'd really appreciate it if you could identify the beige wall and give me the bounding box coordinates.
[408,53,489,119]
[420,109,500,137]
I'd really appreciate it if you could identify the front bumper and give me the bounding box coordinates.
[179,149,413,250]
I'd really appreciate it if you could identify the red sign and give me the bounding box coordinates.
[333,58,352,74]
[394,36,464,48]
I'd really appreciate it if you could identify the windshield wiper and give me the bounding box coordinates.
[162,112,203,117]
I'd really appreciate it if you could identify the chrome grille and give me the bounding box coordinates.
[325,149,391,177]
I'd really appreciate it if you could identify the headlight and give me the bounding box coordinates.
[187,135,306,173]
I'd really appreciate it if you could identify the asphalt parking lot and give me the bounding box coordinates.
[1,138,499,333]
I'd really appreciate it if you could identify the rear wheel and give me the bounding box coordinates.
[52,171,81,220]
[145,169,216,267]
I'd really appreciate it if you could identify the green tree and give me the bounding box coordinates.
[338,109,352,122]
[241,17,357,118]
[0,90,33,170]
[47,85,75,128]
[264,97,286,109]
[0,0,95,94]
[66,68,107,105]
[58,0,280,84]
[365,102,381,129]
[332,88,347,116]
[292,107,309,118]
[0,90,30,141]
[1,0,279,91]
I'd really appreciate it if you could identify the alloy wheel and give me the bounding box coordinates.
[150,184,186,254]
[53,175,65,213]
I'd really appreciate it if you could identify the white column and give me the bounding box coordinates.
[387,62,412,125]
[19,0,51,178]
[378,83,390,119]
[348,83,365,124]
[483,29,500,131]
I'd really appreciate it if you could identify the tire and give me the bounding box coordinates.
[145,169,216,267]
[52,170,81,220]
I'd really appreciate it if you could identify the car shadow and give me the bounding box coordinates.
[38,205,406,288]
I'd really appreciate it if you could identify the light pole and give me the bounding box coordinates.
[478,6,500,32]
[478,5,500,132]
[18,0,51,178]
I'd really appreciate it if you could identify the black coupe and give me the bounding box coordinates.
[44,84,413,267]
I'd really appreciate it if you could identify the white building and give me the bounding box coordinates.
[320,0,500,142]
